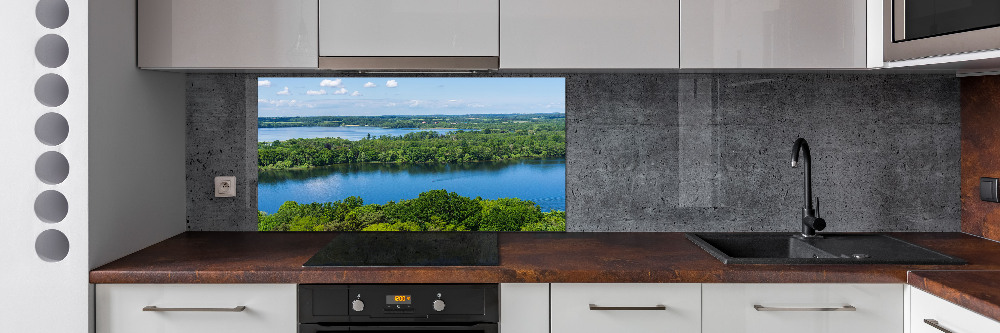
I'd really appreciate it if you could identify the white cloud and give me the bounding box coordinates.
[257,98,268,103]
[386,102,397,107]
[257,80,271,87]
[306,89,326,95]
[276,87,291,95]
[350,91,362,96]
[385,80,398,88]
[363,82,376,88]
[448,99,459,102]
[467,103,486,108]
[320,79,343,87]
[332,87,349,95]
[408,100,420,107]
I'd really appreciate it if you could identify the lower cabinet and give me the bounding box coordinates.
[500,283,549,333]
[702,284,903,333]
[910,287,1000,333]
[95,284,297,333]
[550,283,702,333]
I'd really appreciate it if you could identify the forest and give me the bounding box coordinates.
[258,115,566,170]
[258,190,566,232]
[257,114,567,231]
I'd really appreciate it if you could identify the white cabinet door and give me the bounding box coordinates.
[702,283,903,333]
[138,0,318,69]
[96,284,297,333]
[501,0,679,69]
[681,0,869,68]
[911,287,1000,333]
[319,0,499,57]
[550,283,700,333]
[500,284,549,333]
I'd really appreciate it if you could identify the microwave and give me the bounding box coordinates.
[884,0,1000,62]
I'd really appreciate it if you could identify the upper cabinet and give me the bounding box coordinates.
[137,0,884,70]
[318,0,500,70]
[137,0,318,69]
[500,0,680,69]
[319,0,499,57]
[681,0,875,69]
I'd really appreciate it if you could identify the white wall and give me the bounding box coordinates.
[0,0,185,331]
[0,0,90,331]
[88,0,186,270]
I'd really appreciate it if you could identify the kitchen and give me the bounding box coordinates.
[4,0,1000,332]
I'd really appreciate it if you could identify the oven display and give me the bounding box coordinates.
[386,295,412,304]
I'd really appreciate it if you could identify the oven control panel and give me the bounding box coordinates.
[299,284,498,323]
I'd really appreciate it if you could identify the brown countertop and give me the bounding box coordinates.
[91,231,1000,284]
[908,270,1000,323]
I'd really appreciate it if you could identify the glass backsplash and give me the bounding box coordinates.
[256,77,566,232]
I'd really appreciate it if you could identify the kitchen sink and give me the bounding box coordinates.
[685,233,966,265]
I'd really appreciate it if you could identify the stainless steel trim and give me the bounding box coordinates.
[142,306,247,312]
[753,305,856,312]
[318,57,499,71]
[892,0,905,41]
[924,319,955,333]
[884,0,1000,62]
[589,304,667,311]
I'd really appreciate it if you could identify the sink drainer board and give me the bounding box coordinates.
[685,233,967,265]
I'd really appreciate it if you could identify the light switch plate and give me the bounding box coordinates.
[215,176,236,197]
[980,177,998,202]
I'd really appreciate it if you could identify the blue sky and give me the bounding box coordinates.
[257,77,566,117]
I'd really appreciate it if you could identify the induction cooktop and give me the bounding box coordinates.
[303,232,499,266]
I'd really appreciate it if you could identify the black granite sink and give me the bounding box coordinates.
[686,233,966,265]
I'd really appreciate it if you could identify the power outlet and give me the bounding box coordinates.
[215,176,236,197]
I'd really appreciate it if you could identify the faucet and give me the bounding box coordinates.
[791,138,826,238]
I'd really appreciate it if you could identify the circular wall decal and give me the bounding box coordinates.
[35,229,69,262]
[36,0,69,29]
[34,190,68,223]
[35,34,69,68]
[34,73,69,107]
[35,151,69,185]
[35,112,69,146]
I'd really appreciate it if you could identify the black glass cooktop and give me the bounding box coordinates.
[303,232,499,266]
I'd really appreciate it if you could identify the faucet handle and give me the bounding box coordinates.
[815,197,820,218]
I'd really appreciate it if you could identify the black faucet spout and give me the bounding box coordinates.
[791,138,825,237]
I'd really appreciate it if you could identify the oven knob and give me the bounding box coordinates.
[352,299,365,312]
[432,299,446,312]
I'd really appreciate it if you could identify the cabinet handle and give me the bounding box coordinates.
[753,305,856,312]
[924,319,955,333]
[589,304,667,311]
[143,306,247,312]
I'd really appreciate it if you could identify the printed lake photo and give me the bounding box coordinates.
[256,77,566,232]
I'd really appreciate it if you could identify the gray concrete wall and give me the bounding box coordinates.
[186,73,960,232]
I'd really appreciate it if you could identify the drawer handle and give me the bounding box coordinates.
[589,304,667,311]
[143,306,247,312]
[924,319,955,333]
[753,305,856,312]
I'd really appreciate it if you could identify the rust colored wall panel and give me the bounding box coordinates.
[961,76,1000,241]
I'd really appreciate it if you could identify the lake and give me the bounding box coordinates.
[258,158,566,214]
[258,126,470,142]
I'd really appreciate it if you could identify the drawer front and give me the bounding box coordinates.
[702,283,903,333]
[911,288,1000,333]
[96,284,296,333]
[550,283,701,333]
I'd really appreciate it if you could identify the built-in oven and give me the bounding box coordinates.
[884,0,1000,61]
[299,284,498,333]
